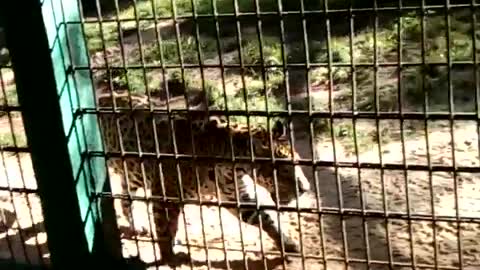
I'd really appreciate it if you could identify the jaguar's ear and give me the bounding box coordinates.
[272,120,286,139]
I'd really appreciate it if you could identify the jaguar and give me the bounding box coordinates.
[96,90,311,266]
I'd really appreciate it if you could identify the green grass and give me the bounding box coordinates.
[95,36,219,93]
[181,70,285,127]
[83,22,119,53]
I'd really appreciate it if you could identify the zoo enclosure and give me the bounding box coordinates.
[1,0,480,269]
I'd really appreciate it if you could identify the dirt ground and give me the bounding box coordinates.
[1,119,479,270]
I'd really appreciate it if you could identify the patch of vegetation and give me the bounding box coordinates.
[99,36,218,93]
[83,22,119,53]
[305,8,479,114]
[109,68,162,93]
[153,36,218,65]
[182,71,284,127]
[240,36,283,68]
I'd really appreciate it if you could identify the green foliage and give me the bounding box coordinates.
[203,77,284,128]
[137,36,218,65]
[83,22,119,53]
[239,36,283,67]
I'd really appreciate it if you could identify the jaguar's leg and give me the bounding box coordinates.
[129,187,153,237]
[152,201,190,266]
[235,170,299,255]
[116,159,151,238]
[149,161,191,266]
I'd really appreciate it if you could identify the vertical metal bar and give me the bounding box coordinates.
[149,2,173,244]
[190,0,211,112]
[168,0,195,267]
[471,6,480,255]
[2,0,94,267]
[397,1,416,268]
[188,0,214,267]
[444,1,463,268]
[131,112,152,260]
[129,0,164,263]
[90,0,119,110]
[147,7,174,250]
[290,0,310,267]
[273,0,290,269]
[111,0,134,109]
[131,0,153,106]
[209,0,232,266]
[372,1,394,268]
[231,0,252,267]
[117,115,142,255]
[421,1,439,269]
[308,3,327,269]
[323,0,349,267]
[349,0,371,266]
[76,0,101,111]
[251,0,270,267]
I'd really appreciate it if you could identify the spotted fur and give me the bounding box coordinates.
[96,91,311,266]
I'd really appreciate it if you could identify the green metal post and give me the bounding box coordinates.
[2,0,123,268]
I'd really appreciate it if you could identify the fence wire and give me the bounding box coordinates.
[76,0,480,269]
[0,25,51,268]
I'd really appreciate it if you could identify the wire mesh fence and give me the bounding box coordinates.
[4,0,480,269]
[77,0,480,269]
[0,24,51,267]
